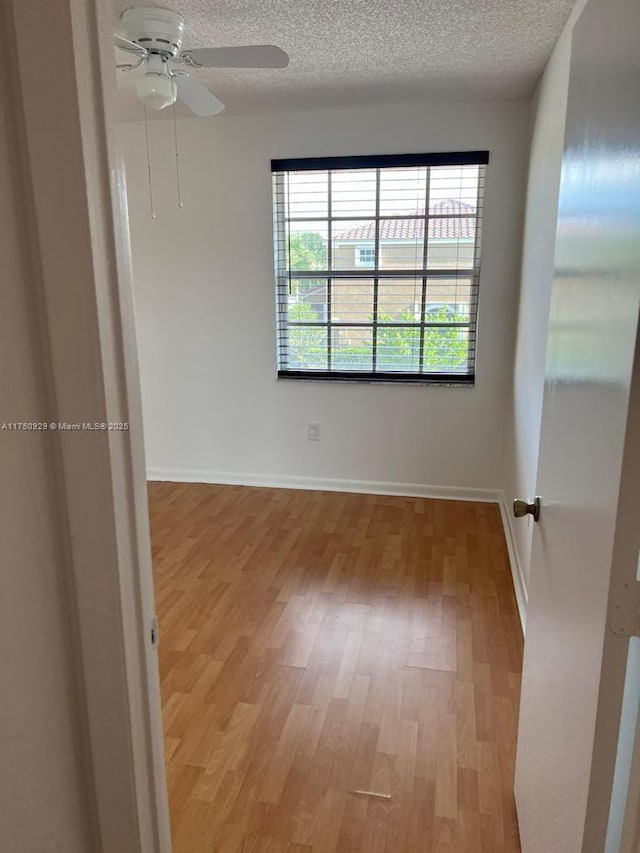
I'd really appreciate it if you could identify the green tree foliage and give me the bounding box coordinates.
[376,310,420,371]
[287,302,327,369]
[286,303,468,373]
[377,307,468,371]
[286,232,327,300]
[422,307,468,371]
[287,232,326,272]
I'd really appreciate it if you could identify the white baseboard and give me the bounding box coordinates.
[147,467,502,503]
[498,493,528,633]
[148,467,527,631]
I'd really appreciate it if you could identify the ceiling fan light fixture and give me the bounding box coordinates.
[136,72,175,110]
[135,54,176,110]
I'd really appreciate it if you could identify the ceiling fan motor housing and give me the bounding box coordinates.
[122,6,185,57]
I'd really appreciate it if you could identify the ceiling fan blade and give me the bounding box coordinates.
[114,34,147,55]
[175,75,225,116]
[182,45,289,69]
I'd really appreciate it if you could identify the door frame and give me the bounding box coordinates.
[6,0,170,850]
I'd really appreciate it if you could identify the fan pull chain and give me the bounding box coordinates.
[172,86,184,209]
[143,104,156,219]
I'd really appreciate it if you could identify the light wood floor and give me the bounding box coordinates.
[149,482,523,853]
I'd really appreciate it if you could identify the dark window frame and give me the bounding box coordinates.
[272,151,488,385]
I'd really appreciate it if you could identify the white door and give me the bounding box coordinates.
[514,0,640,851]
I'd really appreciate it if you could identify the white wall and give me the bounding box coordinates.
[0,8,92,849]
[121,98,529,493]
[503,0,588,599]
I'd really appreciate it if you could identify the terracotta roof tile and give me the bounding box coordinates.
[334,199,476,241]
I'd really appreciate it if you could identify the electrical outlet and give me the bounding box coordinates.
[307,422,320,442]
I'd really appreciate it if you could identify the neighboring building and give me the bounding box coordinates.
[332,198,476,271]
[298,199,477,324]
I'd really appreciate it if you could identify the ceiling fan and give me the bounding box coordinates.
[115,6,289,116]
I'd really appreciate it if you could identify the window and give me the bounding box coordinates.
[356,246,375,268]
[272,151,488,383]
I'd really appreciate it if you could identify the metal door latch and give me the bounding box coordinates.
[513,496,541,523]
[610,549,640,638]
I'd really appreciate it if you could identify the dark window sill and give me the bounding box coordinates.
[277,370,475,387]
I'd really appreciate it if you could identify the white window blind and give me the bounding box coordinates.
[272,151,488,383]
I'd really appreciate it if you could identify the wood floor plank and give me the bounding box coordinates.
[434,713,457,819]
[260,703,310,805]
[149,483,523,852]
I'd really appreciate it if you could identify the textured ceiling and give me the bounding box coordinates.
[113,0,575,117]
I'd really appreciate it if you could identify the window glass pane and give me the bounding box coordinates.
[379,167,427,215]
[427,210,476,270]
[331,169,376,217]
[377,278,423,322]
[424,278,473,322]
[286,324,328,370]
[288,279,327,322]
[286,171,328,217]
[332,327,373,370]
[376,325,421,372]
[378,218,425,269]
[331,220,377,270]
[429,164,480,208]
[332,278,374,323]
[287,221,329,271]
[423,325,470,372]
